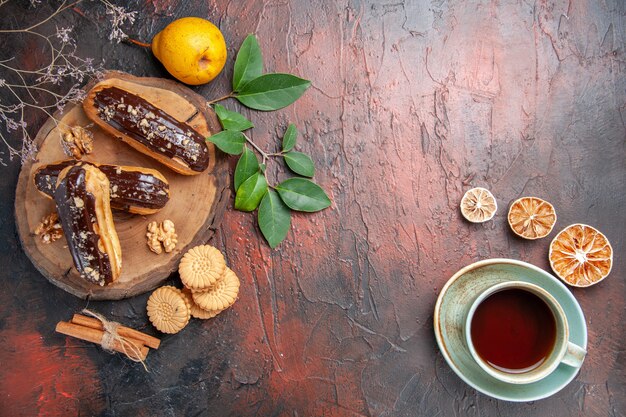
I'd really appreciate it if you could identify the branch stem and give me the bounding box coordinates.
[242,132,269,163]
[206,92,234,105]
[0,0,82,33]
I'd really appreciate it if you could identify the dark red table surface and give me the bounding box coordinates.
[1,1,624,416]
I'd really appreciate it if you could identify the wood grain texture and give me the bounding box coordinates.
[14,71,229,299]
[0,1,624,416]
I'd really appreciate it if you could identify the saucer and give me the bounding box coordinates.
[433,258,587,402]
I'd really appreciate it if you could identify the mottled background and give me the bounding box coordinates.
[0,0,624,416]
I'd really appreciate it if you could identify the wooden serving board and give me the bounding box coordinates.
[14,71,230,300]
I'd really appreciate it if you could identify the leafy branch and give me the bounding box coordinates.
[206,35,311,112]
[207,35,330,248]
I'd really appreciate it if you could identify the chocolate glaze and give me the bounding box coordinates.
[54,165,113,285]
[98,165,169,211]
[35,160,169,212]
[34,160,75,197]
[92,86,210,172]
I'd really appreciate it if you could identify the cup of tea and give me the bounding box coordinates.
[465,281,586,384]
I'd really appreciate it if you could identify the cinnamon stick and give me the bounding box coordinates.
[71,314,160,349]
[56,321,148,361]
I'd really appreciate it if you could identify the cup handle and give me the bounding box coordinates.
[561,341,586,368]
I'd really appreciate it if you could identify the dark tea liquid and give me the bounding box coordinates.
[470,288,557,373]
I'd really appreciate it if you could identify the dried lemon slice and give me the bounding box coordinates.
[179,245,226,291]
[181,288,223,319]
[507,197,557,239]
[147,286,191,334]
[549,224,613,287]
[460,187,497,223]
[192,268,240,311]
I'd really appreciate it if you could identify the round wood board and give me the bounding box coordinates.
[15,71,230,300]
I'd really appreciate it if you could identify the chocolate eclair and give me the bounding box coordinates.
[83,84,210,175]
[54,164,122,285]
[35,160,170,215]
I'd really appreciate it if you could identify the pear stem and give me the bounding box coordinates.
[124,37,151,48]
[206,92,234,105]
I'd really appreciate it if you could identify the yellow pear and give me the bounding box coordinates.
[150,17,227,86]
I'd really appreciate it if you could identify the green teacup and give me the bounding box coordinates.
[465,281,586,385]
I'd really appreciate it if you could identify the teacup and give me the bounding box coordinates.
[465,281,586,384]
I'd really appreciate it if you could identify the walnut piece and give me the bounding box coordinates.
[146,220,178,254]
[146,221,162,254]
[61,126,93,159]
[34,212,63,244]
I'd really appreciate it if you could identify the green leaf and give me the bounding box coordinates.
[234,147,259,190]
[235,74,311,111]
[214,104,253,131]
[235,172,268,211]
[233,34,263,91]
[284,151,315,177]
[258,190,292,248]
[275,178,330,212]
[207,130,246,155]
[259,163,266,173]
[282,123,297,152]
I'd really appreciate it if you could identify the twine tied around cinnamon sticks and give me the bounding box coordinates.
[56,310,160,372]
[82,309,149,371]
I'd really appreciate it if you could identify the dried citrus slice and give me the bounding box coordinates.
[507,197,557,239]
[549,224,613,287]
[460,187,497,223]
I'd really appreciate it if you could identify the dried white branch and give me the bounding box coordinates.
[0,0,137,165]
[99,0,137,43]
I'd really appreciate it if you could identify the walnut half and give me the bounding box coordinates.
[61,126,93,159]
[34,212,63,244]
[146,220,178,254]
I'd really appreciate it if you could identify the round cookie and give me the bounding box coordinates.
[180,286,192,311]
[181,287,223,319]
[192,267,240,311]
[147,286,191,334]
[179,245,226,291]
[191,306,222,320]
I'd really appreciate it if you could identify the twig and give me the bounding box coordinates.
[206,92,234,105]
[0,1,82,33]
[239,132,286,189]
[0,0,135,165]
[242,132,269,163]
